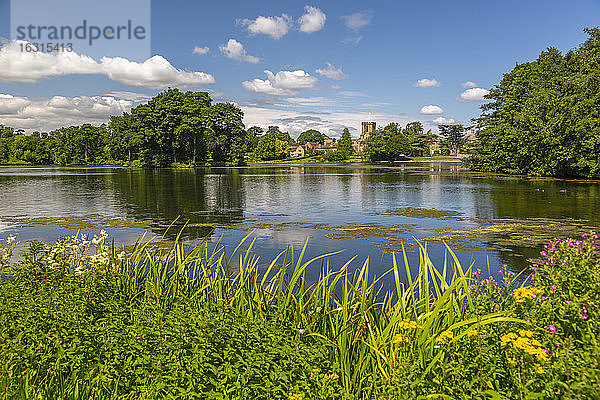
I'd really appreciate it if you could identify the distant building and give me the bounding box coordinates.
[361,122,376,138]
[354,122,376,153]
[290,145,305,158]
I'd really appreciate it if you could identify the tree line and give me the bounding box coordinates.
[466,27,600,178]
[0,89,247,167]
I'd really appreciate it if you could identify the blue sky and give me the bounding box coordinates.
[0,0,599,136]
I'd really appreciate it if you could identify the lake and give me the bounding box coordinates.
[1,163,599,282]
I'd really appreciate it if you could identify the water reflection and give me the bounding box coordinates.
[0,164,598,277]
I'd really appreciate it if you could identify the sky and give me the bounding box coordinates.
[0,0,599,137]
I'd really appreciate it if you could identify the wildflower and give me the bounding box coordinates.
[519,330,534,338]
[466,330,482,339]
[535,364,544,374]
[398,319,421,330]
[392,334,410,345]
[550,285,557,290]
[501,332,518,346]
[541,251,547,256]
[436,330,453,344]
[513,287,543,303]
[565,300,571,304]
[581,313,589,320]
[549,325,556,332]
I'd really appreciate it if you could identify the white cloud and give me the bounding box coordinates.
[100,55,215,89]
[239,14,292,39]
[433,117,456,124]
[242,69,318,96]
[0,40,215,89]
[315,62,348,80]
[342,35,363,45]
[192,46,210,55]
[0,94,132,132]
[0,94,31,114]
[105,91,152,102]
[341,11,373,31]
[219,39,260,64]
[243,79,297,96]
[420,105,444,115]
[331,84,342,90]
[459,87,489,101]
[462,81,477,88]
[0,40,100,82]
[299,6,326,33]
[339,90,367,97]
[413,78,441,88]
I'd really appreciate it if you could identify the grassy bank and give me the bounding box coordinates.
[0,231,598,399]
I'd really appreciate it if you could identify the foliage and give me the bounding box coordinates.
[267,126,296,146]
[362,122,434,161]
[322,150,347,162]
[337,128,353,157]
[438,124,466,156]
[363,127,410,162]
[1,229,599,399]
[466,28,600,177]
[297,130,329,145]
[254,133,290,161]
[245,126,264,153]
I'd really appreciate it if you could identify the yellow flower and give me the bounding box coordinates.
[501,332,518,346]
[392,334,410,345]
[502,331,549,362]
[288,394,305,400]
[466,329,485,339]
[398,318,422,330]
[535,364,544,374]
[436,330,454,344]
[513,287,544,303]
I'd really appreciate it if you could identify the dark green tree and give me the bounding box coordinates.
[438,124,465,156]
[297,129,329,145]
[338,128,353,157]
[467,28,600,177]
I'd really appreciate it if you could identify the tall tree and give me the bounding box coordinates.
[467,28,600,177]
[338,128,353,156]
[438,124,465,156]
[297,129,329,145]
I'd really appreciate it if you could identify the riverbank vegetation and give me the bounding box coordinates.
[466,27,600,178]
[1,229,598,399]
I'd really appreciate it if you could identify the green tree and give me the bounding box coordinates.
[266,126,296,145]
[254,133,288,161]
[297,129,329,145]
[438,124,465,156]
[338,128,353,157]
[467,28,600,177]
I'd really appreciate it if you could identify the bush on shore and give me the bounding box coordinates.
[0,231,598,399]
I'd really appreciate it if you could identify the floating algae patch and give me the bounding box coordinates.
[325,224,409,240]
[419,217,597,250]
[372,207,465,220]
[251,221,328,231]
[1,215,151,230]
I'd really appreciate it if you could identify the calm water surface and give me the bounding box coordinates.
[1,163,599,281]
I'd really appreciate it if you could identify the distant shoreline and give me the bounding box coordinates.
[0,157,464,169]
